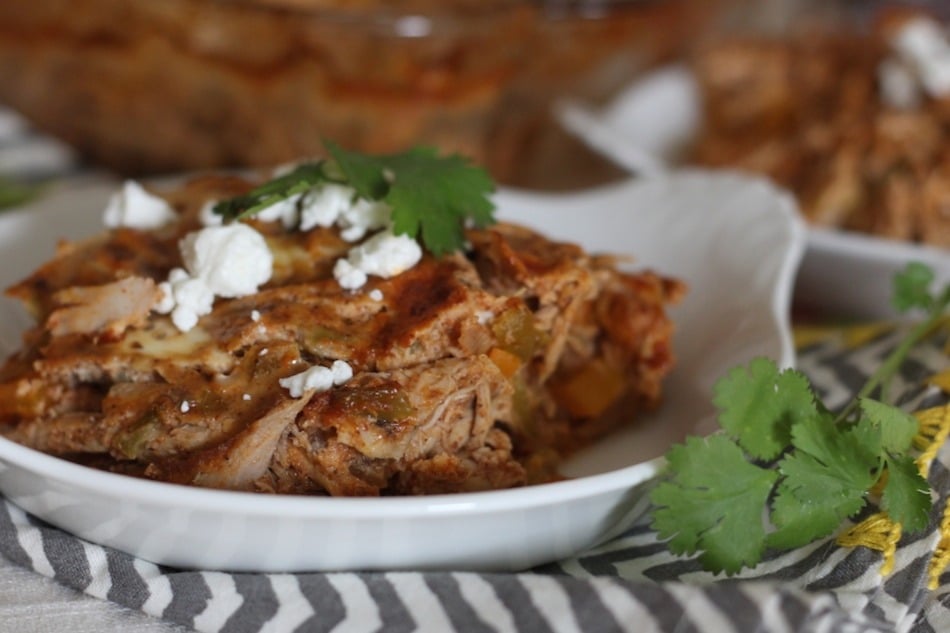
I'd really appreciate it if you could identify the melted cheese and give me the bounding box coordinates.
[121,320,222,361]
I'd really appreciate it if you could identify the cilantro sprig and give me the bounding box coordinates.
[213,163,330,220]
[650,262,950,575]
[213,141,495,256]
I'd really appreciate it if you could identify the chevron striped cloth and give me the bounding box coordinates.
[3,108,950,633]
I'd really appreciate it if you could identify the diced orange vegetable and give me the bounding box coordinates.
[0,380,44,420]
[488,347,523,378]
[551,359,627,419]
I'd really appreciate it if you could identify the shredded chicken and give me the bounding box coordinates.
[46,276,161,339]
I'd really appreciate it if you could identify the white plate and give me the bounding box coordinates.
[0,172,804,572]
[559,65,950,320]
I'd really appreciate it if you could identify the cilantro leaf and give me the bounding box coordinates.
[328,143,496,256]
[858,398,918,453]
[767,484,857,549]
[770,413,929,544]
[713,358,817,460]
[324,140,389,200]
[766,414,880,548]
[651,435,778,574]
[787,413,881,488]
[881,454,931,532]
[893,262,935,313]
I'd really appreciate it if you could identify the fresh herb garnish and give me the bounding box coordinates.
[213,141,495,256]
[213,163,329,221]
[650,262,950,575]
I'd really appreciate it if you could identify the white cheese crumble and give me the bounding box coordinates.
[180,224,273,297]
[333,229,423,290]
[279,360,353,398]
[156,268,214,332]
[350,230,423,278]
[332,259,368,290]
[882,16,950,106]
[180,401,191,413]
[260,348,269,356]
[103,180,177,229]
[337,198,391,242]
[476,310,494,325]
[242,393,252,401]
[251,309,261,322]
[256,192,302,228]
[368,289,384,301]
[198,200,224,227]
[155,224,273,332]
[298,183,357,231]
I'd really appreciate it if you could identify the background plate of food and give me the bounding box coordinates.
[0,167,802,572]
[558,9,950,320]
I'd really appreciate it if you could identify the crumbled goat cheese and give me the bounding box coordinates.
[198,200,224,227]
[338,198,391,242]
[476,310,494,325]
[349,230,422,278]
[279,360,353,398]
[298,183,357,231]
[369,289,384,301]
[333,259,368,290]
[154,270,179,314]
[180,401,191,413]
[251,309,261,322]
[155,224,273,332]
[256,192,303,228]
[103,180,177,229]
[180,224,273,297]
[260,348,269,356]
[884,16,950,103]
[242,393,252,401]
[332,230,422,290]
[157,271,215,332]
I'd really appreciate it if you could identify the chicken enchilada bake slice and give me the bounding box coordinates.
[0,150,683,496]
